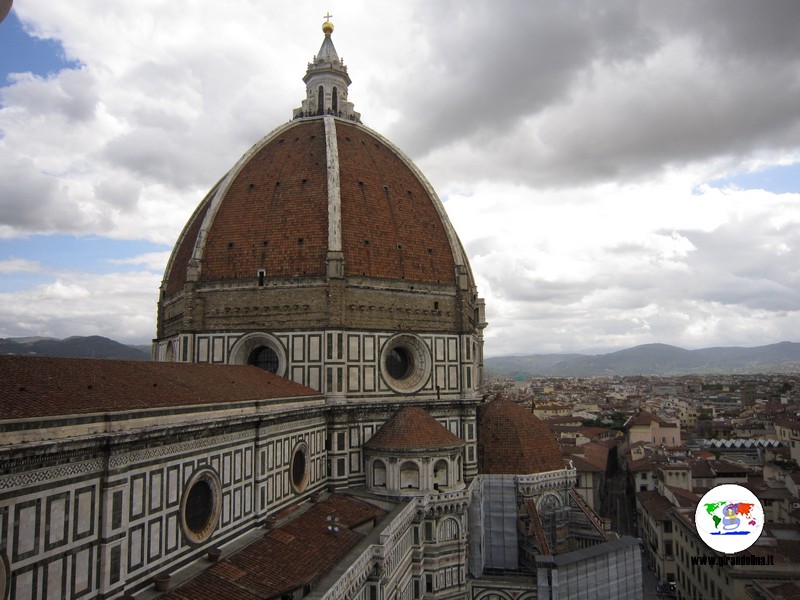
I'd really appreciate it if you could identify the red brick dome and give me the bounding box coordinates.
[162,117,468,296]
[477,396,564,475]
[157,116,480,341]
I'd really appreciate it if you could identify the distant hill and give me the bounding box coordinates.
[0,336,150,361]
[485,342,800,378]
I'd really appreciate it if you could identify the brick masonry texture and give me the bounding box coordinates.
[336,121,456,285]
[203,120,329,282]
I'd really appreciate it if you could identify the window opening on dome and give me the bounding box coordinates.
[434,301,439,310]
[433,460,448,489]
[364,239,370,246]
[248,346,279,373]
[262,240,268,246]
[258,270,265,287]
[386,347,413,380]
[228,242,234,249]
[373,460,387,488]
[180,469,222,545]
[298,237,304,244]
[400,462,419,489]
[332,87,338,114]
[185,479,213,534]
[290,443,309,492]
[317,86,324,115]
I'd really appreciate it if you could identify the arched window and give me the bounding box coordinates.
[400,461,419,489]
[438,517,460,541]
[248,346,279,373]
[317,85,324,115]
[332,87,338,114]
[433,459,448,489]
[373,460,387,488]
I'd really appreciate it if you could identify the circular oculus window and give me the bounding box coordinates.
[229,332,287,376]
[380,334,431,394]
[290,442,310,493]
[180,468,222,545]
[0,551,8,600]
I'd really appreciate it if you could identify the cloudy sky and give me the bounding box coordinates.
[1,1,799,356]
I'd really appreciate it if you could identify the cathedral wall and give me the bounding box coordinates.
[0,408,328,599]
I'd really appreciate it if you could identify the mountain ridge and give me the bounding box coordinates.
[485,341,800,378]
[0,335,150,361]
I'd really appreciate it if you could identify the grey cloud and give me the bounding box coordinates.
[390,0,655,155]
[2,67,97,122]
[103,127,222,190]
[0,158,89,231]
[94,179,141,211]
[676,219,800,311]
[384,1,800,188]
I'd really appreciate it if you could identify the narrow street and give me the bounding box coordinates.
[606,472,635,537]
[605,471,672,598]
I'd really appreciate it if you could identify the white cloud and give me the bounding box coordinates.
[0,258,42,274]
[106,251,170,271]
[0,270,160,343]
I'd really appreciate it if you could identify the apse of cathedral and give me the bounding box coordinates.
[0,20,642,600]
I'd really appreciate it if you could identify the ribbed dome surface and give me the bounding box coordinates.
[477,396,563,475]
[163,117,460,296]
[364,407,465,451]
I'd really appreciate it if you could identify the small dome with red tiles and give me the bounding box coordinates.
[365,407,465,452]
[477,396,564,475]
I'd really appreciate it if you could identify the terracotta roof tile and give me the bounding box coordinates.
[364,407,464,451]
[163,495,387,600]
[0,356,318,419]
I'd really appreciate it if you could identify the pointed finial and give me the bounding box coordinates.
[322,12,334,35]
